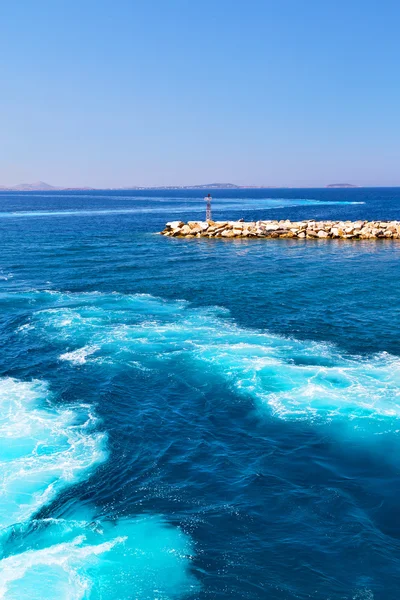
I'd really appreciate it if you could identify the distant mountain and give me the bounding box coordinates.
[12,181,56,191]
[0,181,57,191]
[326,183,358,188]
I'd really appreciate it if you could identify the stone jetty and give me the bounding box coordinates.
[160,220,400,240]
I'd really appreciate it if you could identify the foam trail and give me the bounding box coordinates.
[0,378,107,529]
[0,199,364,218]
[21,291,400,427]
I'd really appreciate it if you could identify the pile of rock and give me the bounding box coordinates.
[160,220,400,239]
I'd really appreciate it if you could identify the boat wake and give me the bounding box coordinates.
[18,290,400,427]
[0,377,197,599]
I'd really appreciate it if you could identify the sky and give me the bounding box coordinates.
[0,0,399,188]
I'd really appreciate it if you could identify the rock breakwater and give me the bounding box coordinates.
[160,220,400,240]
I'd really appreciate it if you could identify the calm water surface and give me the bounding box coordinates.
[0,188,399,599]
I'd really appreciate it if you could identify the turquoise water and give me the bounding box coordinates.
[0,188,400,599]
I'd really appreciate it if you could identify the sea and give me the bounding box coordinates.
[0,187,399,600]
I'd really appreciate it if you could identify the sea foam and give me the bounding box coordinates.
[0,513,198,600]
[0,377,198,599]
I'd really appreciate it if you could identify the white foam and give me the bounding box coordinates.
[0,514,198,600]
[15,323,34,333]
[59,345,99,365]
[0,378,107,529]
[0,272,13,281]
[0,534,120,599]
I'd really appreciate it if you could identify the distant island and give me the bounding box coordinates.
[326,183,359,188]
[0,181,95,192]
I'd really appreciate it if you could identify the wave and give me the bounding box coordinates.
[17,290,400,427]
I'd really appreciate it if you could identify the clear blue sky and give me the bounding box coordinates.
[1,0,399,187]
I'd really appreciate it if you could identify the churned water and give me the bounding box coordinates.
[0,188,399,599]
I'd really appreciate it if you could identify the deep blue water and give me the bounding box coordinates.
[0,188,399,599]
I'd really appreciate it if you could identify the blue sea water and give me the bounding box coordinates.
[0,187,399,599]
